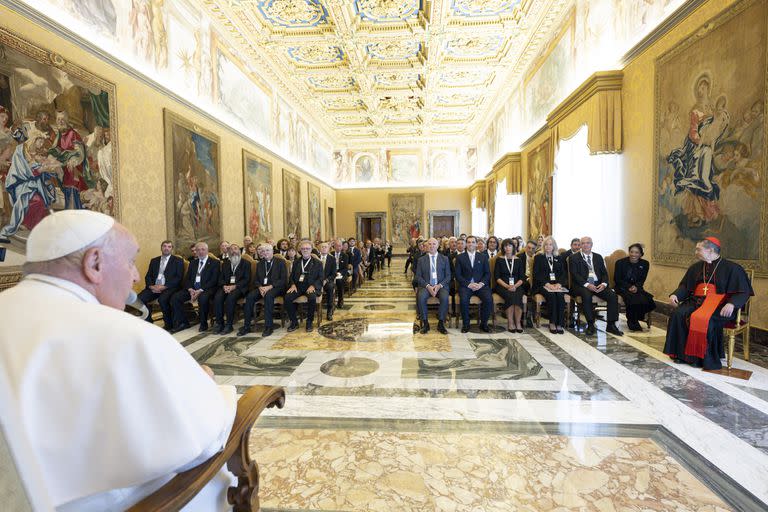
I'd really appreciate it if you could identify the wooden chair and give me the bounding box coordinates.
[724,269,753,370]
[533,293,570,327]
[128,386,285,511]
[566,257,606,330]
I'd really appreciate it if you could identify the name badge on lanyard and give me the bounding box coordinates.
[230,275,236,284]
[263,261,272,285]
[299,259,310,282]
[506,258,514,285]
[548,258,556,282]
[299,274,305,283]
[550,272,557,281]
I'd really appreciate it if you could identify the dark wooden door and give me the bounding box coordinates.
[432,216,454,238]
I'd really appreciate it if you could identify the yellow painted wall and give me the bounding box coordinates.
[0,5,336,278]
[622,0,766,329]
[335,188,471,248]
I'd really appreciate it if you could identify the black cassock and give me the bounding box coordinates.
[663,258,753,370]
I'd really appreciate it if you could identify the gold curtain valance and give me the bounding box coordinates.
[546,70,623,158]
[491,152,522,194]
[469,180,486,209]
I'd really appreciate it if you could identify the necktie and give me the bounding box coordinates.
[588,254,592,268]
[159,256,168,274]
[431,255,437,285]
[548,256,553,266]
[198,260,204,273]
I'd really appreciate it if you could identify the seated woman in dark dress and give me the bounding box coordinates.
[494,238,527,332]
[532,236,568,334]
[614,243,656,331]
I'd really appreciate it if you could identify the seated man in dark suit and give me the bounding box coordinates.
[318,242,337,321]
[170,241,220,333]
[454,236,493,333]
[348,237,362,289]
[212,244,251,334]
[238,244,287,337]
[568,236,623,336]
[415,238,451,334]
[138,239,184,331]
[331,240,349,309]
[285,240,323,332]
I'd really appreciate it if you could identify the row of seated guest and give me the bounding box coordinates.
[411,233,658,336]
[139,238,357,336]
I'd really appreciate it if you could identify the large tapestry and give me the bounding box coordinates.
[164,110,221,254]
[527,139,552,239]
[653,0,767,274]
[307,181,321,242]
[242,150,272,241]
[282,169,301,238]
[0,27,118,276]
[389,193,423,245]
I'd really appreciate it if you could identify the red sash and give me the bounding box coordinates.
[684,283,725,359]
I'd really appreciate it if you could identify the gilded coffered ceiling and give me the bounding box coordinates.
[201,0,571,148]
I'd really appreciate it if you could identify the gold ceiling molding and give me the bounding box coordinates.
[469,179,487,210]
[491,152,522,195]
[545,70,623,155]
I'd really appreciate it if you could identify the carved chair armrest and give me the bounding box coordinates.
[127,385,285,512]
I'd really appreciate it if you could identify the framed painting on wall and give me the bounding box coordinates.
[527,139,552,239]
[307,181,321,242]
[0,26,119,286]
[282,169,302,238]
[653,0,767,275]
[389,193,424,246]
[164,109,221,256]
[242,150,272,241]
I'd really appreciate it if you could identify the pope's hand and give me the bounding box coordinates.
[669,295,679,306]
[200,364,215,380]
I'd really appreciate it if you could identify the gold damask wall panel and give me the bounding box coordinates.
[0,5,335,281]
[622,0,767,329]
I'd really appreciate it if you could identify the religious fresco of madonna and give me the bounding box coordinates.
[242,150,272,242]
[527,139,552,240]
[164,110,221,256]
[389,193,424,247]
[653,0,767,275]
[0,27,118,279]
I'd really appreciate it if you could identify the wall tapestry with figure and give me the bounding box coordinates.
[242,150,272,242]
[307,181,321,242]
[653,0,767,274]
[527,139,552,239]
[0,26,118,277]
[389,193,423,246]
[164,109,221,256]
[282,168,301,238]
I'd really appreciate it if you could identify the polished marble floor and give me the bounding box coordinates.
[173,264,768,511]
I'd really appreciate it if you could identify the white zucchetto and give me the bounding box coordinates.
[26,210,115,262]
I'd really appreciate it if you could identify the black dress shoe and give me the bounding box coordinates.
[606,323,624,336]
[585,324,596,335]
[549,327,558,334]
[517,328,524,333]
[237,325,251,336]
[306,324,314,333]
[170,324,189,334]
[327,312,333,321]
[199,323,209,332]
[222,326,234,335]
[627,320,643,332]
[419,323,430,334]
[461,325,470,333]
[557,327,565,334]
[262,328,274,337]
[212,324,224,335]
[437,321,448,334]
[480,324,491,333]
[287,322,299,332]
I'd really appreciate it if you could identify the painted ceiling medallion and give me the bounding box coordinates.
[365,41,421,61]
[373,72,421,87]
[355,0,421,22]
[308,75,356,89]
[450,0,521,17]
[257,0,329,28]
[444,36,503,58]
[287,44,344,64]
[378,95,421,112]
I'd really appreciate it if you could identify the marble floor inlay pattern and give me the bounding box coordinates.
[173,265,768,510]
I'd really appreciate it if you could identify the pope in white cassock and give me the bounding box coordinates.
[0,210,238,510]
